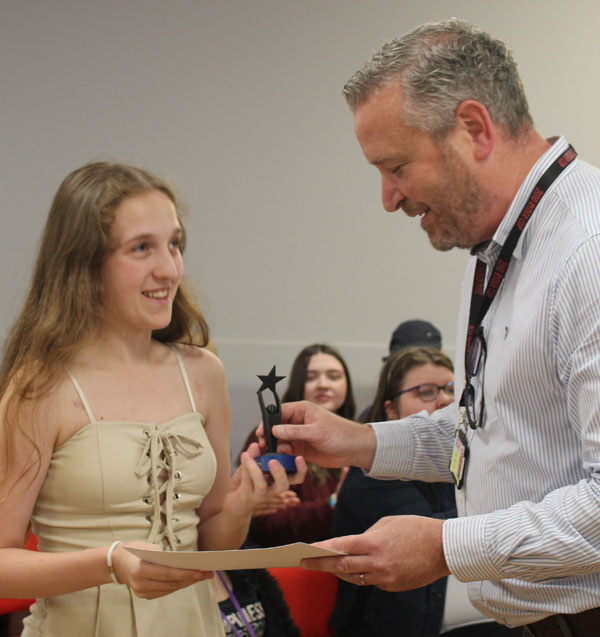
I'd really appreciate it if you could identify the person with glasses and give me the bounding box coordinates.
[260,18,600,636]
[331,348,516,636]
[357,319,444,423]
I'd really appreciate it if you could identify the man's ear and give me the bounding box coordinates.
[454,100,495,160]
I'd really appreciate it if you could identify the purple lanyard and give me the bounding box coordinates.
[217,571,258,637]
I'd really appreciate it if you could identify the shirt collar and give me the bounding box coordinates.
[473,136,571,263]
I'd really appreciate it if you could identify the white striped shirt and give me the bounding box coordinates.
[369,137,600,627]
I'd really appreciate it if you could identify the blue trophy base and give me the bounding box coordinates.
[255,453,297,473]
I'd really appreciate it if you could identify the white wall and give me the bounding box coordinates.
[3,0,600,454]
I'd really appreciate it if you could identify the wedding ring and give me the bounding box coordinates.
[359,572,367,586]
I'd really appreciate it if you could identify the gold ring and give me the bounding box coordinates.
[359,572,367,586]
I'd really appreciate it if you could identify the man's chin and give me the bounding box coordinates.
[427,232,458,252]
[427,229,473,252]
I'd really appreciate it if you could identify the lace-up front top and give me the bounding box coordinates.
[22,346,224,636]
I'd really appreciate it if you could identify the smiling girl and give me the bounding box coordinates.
[0,162,303,636]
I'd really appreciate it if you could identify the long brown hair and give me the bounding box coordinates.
[282,344,355,420]
[364,347,453,423]
[0,161,209,490]
[282,344,355,485]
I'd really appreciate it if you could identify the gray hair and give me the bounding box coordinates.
[343,19,532,138]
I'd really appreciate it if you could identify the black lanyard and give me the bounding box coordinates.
[463,144,577,369]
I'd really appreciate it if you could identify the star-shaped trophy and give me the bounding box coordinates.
[255,365,296,473]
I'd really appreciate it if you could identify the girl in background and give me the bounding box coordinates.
[246,344,355,547]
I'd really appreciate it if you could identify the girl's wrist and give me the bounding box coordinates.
[106,540,122,584]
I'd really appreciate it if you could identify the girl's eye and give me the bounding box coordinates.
[133,242,149,253]
[170,238,181,251]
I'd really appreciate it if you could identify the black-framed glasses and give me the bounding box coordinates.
[462,326,487,429]
[391,381,454,403]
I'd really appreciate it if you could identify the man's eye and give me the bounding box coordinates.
[391,164,405,175]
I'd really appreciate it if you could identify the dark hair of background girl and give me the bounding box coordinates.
[282,343,356,419]
[282,343,355,486]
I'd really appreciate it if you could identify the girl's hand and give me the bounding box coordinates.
[111,542,212,599]
[222,443,307,519]
[251,490,300,517]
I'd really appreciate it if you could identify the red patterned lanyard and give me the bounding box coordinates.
[464,144,577,368]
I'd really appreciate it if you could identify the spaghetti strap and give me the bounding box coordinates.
[64,369,97,424]
[171,346,197,413]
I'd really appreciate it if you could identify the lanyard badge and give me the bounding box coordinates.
[450,410,470,489]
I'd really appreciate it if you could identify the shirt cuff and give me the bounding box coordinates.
[367,419,415,479]
[443,514,505,582]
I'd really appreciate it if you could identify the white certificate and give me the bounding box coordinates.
[125,542,343,571]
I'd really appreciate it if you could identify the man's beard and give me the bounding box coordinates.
[421,145,486,252]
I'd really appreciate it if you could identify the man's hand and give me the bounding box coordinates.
[300,515,450,591]
[257,400,377,471]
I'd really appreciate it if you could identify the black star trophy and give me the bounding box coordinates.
[255,365,296,473]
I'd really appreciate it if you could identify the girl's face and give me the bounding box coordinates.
[100,189,183,335]
[384,362,454,420]
[303,353,348,413]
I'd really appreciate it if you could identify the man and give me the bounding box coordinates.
[264,19,600,635]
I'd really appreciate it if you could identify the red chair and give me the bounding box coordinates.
[0,530,37,616]
[268,567,338,637]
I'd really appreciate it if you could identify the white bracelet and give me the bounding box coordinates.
[107,540,122,584]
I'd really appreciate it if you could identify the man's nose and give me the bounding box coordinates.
[381,174,404,213]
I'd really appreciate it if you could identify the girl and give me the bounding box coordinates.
[247,344,355,547]
[0,162,303,636]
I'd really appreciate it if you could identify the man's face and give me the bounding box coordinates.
[354,82,489,251]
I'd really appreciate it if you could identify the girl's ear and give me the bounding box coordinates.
[384,399,400,420]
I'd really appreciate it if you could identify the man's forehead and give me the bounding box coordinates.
[354,92,432,164]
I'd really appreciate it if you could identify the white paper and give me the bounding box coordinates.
[125,542,343,571]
